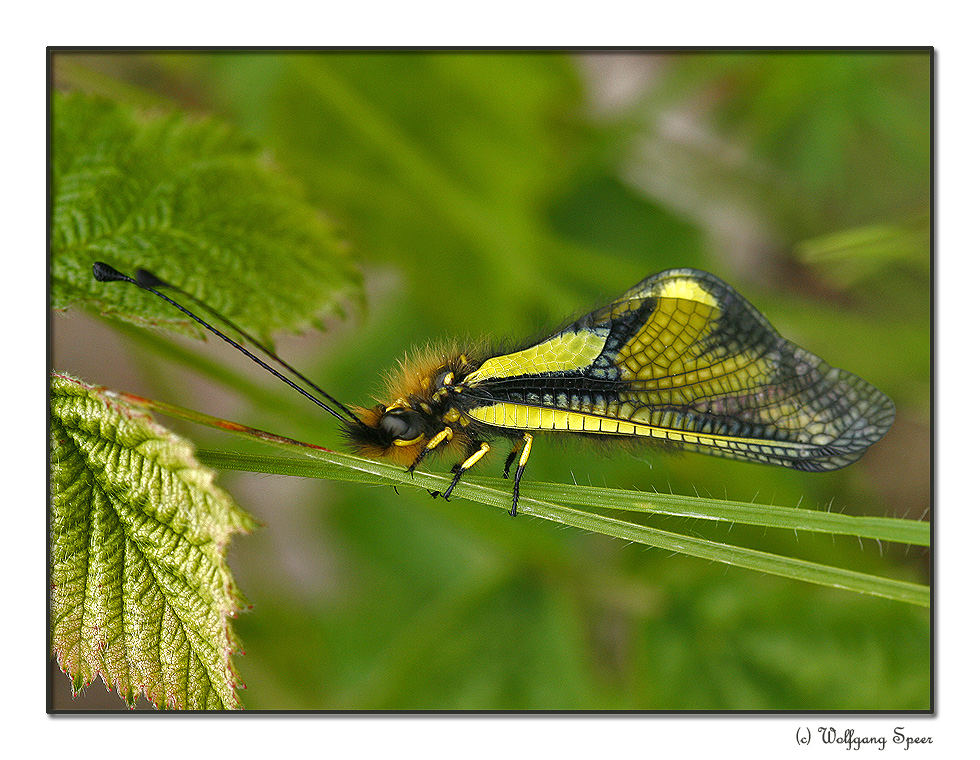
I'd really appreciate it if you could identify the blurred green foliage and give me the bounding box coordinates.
[52,50,930,710]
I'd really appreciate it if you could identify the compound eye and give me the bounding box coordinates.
[380,410,422,442]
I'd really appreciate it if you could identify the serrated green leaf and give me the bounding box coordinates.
[50,91,361,341]
[50,373,256,710]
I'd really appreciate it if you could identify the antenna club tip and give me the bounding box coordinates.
[93,261,128,282]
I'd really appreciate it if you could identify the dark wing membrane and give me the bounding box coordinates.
[578,268,895,470]
[462,268,894,471]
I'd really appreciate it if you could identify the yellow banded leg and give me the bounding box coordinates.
[409,426,454,474]
[442,442,491,500]
[510,433,533,517]
[426,427,454,451]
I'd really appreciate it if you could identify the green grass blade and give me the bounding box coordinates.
[516,480,929,547]
[196,449,928,548]
[195,450,929,609]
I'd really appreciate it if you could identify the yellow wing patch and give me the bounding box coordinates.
[616,296,717,380]
[643,272,718,307]
[464,329,606,384]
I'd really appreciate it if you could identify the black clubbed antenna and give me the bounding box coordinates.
[93,261,364,427]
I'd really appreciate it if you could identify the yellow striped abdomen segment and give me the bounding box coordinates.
[465,402,817,458]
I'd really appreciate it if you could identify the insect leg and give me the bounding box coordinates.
[442,441,491,501]
[408,427,454,474]
[509,433,533,517]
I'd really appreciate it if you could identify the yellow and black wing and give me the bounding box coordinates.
[461,268,895,471]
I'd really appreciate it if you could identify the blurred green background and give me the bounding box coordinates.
[50,50,930,710]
